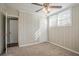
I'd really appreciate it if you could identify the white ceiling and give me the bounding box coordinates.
[5,3,73,16]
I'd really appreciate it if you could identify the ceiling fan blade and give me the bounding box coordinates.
[32,3,42,6]
[35,8,43,12]
[50,6,62,8]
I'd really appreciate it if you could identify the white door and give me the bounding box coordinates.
[10,20,18,44]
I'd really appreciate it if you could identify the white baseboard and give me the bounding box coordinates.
[19,41,79,55]
[48,41,79,55]
[19,41,46,47]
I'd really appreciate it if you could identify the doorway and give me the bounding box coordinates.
[7,16,18,47]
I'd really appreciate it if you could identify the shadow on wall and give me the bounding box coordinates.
[34,18,47,42]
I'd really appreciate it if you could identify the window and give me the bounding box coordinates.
[49,9,72,27]
[58,9,72,26]
[49,15,57,27]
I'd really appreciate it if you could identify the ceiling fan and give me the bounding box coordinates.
[32,3,62,14]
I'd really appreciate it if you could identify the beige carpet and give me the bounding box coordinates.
[5,42,79,56]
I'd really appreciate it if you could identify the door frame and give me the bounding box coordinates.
[7,16,19,47]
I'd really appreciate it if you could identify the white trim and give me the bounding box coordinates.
[48,41,79,55]
[5,13,8,54]
[7,15,19,18]
[19,41,46,47]
[47,17,49,41]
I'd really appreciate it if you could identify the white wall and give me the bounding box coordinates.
[0,3,6,54]
[6,6,18,17]
[48,5,79,53]
[18,11,47,46]
[0,12,5,54]
[0,4,6,14]
[0,4,47,47]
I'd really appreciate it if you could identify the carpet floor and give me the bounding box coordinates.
[4,42,79,56]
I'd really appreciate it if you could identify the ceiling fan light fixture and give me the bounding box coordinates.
[48,7,51,11]
[32,3,62,14]
[42,8,47,14]
[42,8,45,12]
[44,10,48,14]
